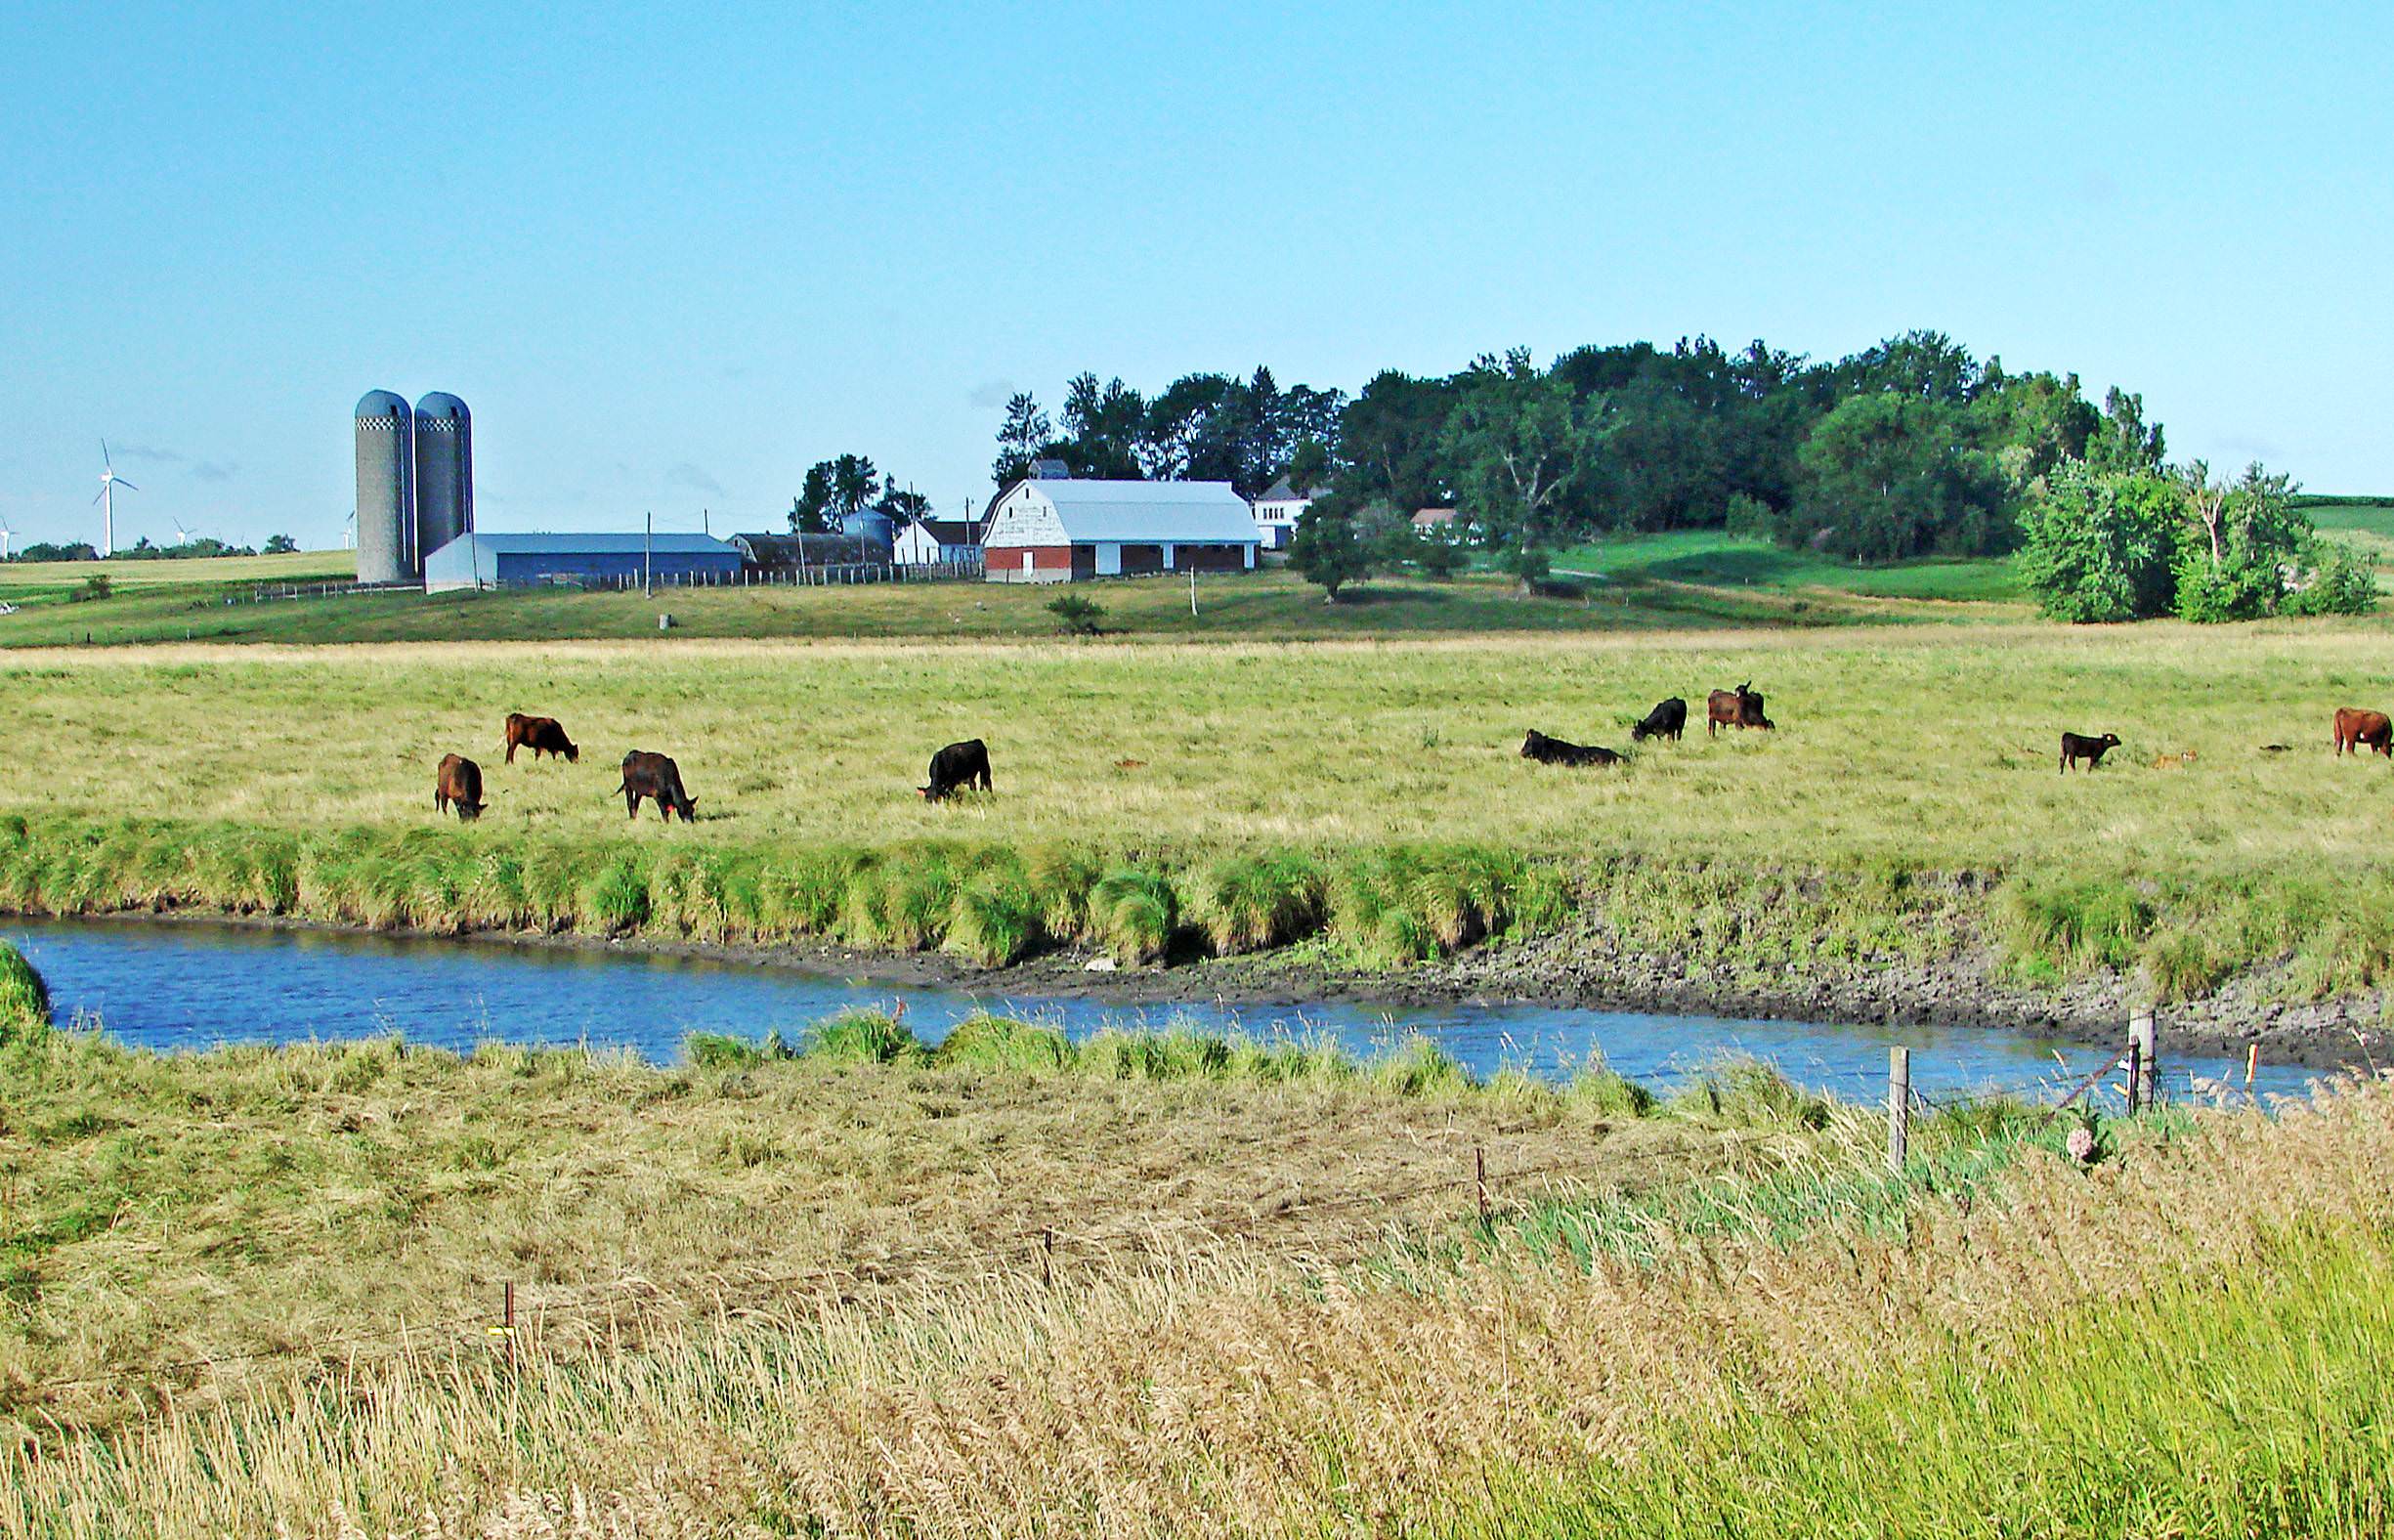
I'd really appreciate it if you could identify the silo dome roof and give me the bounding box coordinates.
[355,389,411,418]
[414,391,469,422]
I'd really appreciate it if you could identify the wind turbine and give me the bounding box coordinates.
[344,509,357,549]
[172,516,196,549]
[0,515,14,562]
[93,442,138,558]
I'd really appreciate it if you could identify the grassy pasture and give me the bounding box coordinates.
[1549,528,2025,602]
[1,624,2384,867]
[4,620,2394,989]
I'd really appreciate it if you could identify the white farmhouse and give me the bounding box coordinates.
[1250,477,1323,551]
[982,479,1261,583]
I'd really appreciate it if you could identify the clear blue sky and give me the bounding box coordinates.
[3,2,2386,550]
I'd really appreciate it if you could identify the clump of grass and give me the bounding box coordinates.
[934,1012,1072,1071]
[1369,1035,1472,1096]
[945,861,1047,966]
[1565,1055,1656,1119]
[0,941,50,1045]
[683,1030,797,1070]
[1089,865,1177,964]
[838,848,960,952]
[800,1008,926,1064]
[1996,873,2153,974]
[1665,1057,1832,1131]
[1188,850,1327,954]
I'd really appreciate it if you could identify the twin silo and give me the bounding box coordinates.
[354,390,474,584]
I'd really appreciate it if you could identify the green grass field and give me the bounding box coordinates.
[1548,529,2026,602]
[0,535,2029,648]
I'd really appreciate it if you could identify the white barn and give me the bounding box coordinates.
[982,479,1261,583]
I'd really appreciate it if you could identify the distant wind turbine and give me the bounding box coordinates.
[172,516,196,549]
[344,509,357,549]
[93,442,138,558]
[0,515,14,561]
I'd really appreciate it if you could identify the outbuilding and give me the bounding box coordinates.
[421,532,745,592]
[1250,477,1325,551]
[892,517,983,568]
[982,479,1260,583]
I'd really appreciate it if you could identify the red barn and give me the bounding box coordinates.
[982,477,1261,583]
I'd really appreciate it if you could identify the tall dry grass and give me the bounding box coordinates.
[3,1069,2384,1537]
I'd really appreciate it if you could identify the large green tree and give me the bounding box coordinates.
[2015,460,2182,621]
[1437,350,1613,576]
[1788,394,2008,561]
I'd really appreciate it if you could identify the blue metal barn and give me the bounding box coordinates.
[420,533,745,592]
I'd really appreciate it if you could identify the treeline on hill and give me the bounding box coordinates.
[5,534,297,563]
[973,331,2373,620]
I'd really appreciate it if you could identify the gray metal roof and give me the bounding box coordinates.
[430,533,740,556]
[1015,479,1260,543]
[355,389,410,418]
[911,518,980,544]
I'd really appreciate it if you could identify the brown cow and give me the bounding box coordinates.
[2334,707,2392,757]
[503,713,577,764]
[1705,682,1774,737]
[618,749,698,822]
[434,754,486,821]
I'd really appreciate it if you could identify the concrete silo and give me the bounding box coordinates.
[411,392,473,563]
[354,390,415,583]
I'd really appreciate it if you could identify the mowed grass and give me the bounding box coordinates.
[1549,528,2026,603]
[2311,500,2394,587]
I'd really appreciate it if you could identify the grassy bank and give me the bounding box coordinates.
[2,981,2381,1534]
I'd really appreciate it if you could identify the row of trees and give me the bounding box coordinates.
[4,534,294,563]
[2016,462,2373,622]
[995,331,2187,570]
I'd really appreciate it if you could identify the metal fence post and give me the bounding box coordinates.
[1887,1047,1910,1174]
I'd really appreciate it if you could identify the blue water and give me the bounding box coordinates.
[2,917,2323,1106]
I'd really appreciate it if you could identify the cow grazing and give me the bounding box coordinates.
[919,739,994,801]
[1520,729,1622,767]
[504,713,578,764]
[1705,682,1774,737]
[434,753,486,821]
[2059,731,2122,773]
[617,749,698,822]
[1630,697,1688,743]
[2333,707,2392,757]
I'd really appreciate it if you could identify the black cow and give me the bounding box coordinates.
[2059,731,2121,773]
[618,749,698,822]
[434,753,486,821]
[919,739,993,801]
[1520,729,1622,767]
[1630,697,1688,743]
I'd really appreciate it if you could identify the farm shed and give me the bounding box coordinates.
[732,533,887,569]
[982,479,1260,583]
[420,532,744,592]
[893,517,983,567]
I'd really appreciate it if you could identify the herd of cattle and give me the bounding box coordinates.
[428,692,2394,825]
[431,713,993,823]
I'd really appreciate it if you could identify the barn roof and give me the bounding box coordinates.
[911,518,980,545]
[433,532,739,556]
[1016,479,1260,544]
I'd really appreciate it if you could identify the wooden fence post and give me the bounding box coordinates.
[1475,1145,1490,1227]
[2128,1011,2156,1111]
[1887,1047,1909,1175]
